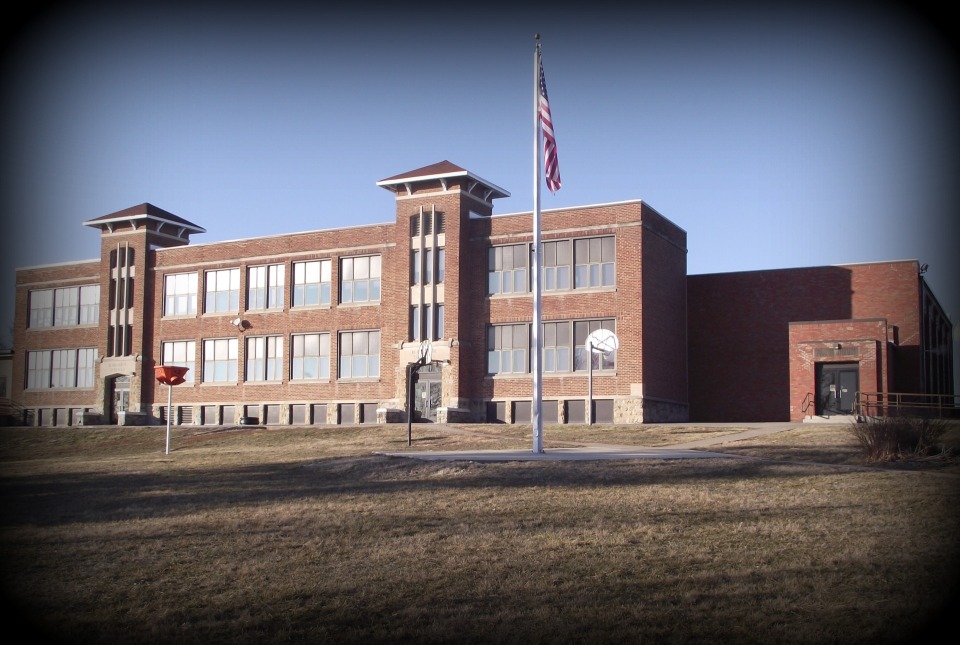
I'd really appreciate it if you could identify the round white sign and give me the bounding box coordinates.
[585,328,619,354]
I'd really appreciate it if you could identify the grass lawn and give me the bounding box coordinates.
[1,421,958,644]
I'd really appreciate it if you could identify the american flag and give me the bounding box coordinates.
[538,53,561,193]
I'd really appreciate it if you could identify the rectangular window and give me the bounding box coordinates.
[51,349,76,388]
[411,250,421,285]
[28,289,54,328]
[437,304,444,339]
[164,272,198,316]
[488,244,528,295]
[424,249,434,285]
[425,304,434,341]
[247,264,284,310]
[574,319,617,371]
[574,236,616,289]
[487,324,529,374]
[340,255,382,304]
[246,336,283,382]
[543,240,572,291]
[77,348,97,387]
[26,350,51,388]
[202,338,238,383]
[54,288,79,326]
[543,321,572,373]
[79,285,100,325]
[205,268,240,313]
[339,330,380,379]
[410,306,421,341]
[293,260,331,307]
[437,248,445,283]
[291,333,330,380]
[162,340,196,383]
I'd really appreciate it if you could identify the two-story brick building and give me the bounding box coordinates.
[10,161,954,426]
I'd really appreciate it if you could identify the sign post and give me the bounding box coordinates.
[154,365,189,455]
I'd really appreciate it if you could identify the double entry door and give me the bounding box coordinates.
[817,363,859,416]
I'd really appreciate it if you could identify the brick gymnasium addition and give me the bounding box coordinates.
[8,161,955,427]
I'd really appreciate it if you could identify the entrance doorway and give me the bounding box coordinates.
[108,376,130,424]
[816,363,859,416]
[413,364,442,422]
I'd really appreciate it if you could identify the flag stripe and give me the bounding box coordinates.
[538,54,561,193]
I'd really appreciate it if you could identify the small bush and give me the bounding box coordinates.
[850,415,949,461]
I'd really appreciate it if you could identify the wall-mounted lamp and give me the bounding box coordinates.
[919,263,928,275]
[835,343,842,350]
[231,317,249,331]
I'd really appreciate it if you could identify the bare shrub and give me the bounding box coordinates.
[850,415,949,461]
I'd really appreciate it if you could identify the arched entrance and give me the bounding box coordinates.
[413,364,442,422]
[107,375,131,424]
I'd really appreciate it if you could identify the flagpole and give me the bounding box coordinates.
[532,35,544,453]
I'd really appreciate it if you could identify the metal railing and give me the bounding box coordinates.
[855,391,960,420]
[801,392,816,417]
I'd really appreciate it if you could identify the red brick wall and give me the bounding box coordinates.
[688,261,921,421]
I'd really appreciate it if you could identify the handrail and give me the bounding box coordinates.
[855,391,959,419]
[801,392,816,416]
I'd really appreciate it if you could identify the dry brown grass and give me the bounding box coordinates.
[1,422,958,644]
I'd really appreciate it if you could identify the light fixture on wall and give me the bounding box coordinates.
[919,263,928,275]
[231,317,248,331]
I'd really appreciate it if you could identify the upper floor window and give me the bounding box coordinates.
[339,330,380,379]
[293,260,331,307]
[542,240,572,291]
[543,321,572,373]
[28,289,54,328]
[340,255,381,304]
[248,264,285,311]
[29,286,100,328]
[487,323,529,375]
[291,333,330,380]
[488,244,528,295]
[246,336,283,382]
[202,338,238,383]
[205,268,240,313]
[574,236,616,289]
[164,272,198,316]
[161,340,196,383]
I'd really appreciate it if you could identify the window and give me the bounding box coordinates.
[574,319,617,371]
[79,286,100,324]
[162,340,196,383]
[77,348,97,387]
[205,268,240,313]
[487,324,528,374]
[339,330,380,379]
[164,272,198,316]
[410,306,421,341]
[437,304,444,339]
[28,290,54,328]
[293,260,331,307]
[27,350,51,388]
[248,264,284,310]
[26,348,97,388]
[202,338,238,383]
[54,288,79,327]
[340,255,382,304]
[51,349,76,388]
[543,240,572,291]
[291,333,330,380]
[411,250,421,285]
[574,236,616,289]
[424,249,434,285]
[543,321,572,373]
[246,336,283,382]
[488,244,528,295]
[437,248,445,283]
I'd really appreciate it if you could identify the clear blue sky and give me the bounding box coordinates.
[2,1,958,350]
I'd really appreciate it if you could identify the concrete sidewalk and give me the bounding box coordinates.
[381,422,805,462]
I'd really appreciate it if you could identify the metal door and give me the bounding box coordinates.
[816,363,859,415]
[109,376,130,424]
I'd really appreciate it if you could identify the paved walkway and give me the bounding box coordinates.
[381,422,805,462]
